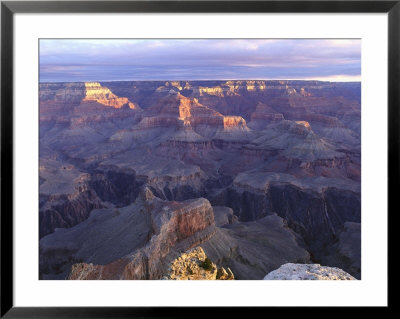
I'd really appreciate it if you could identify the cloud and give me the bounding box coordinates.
[39,39,361,82]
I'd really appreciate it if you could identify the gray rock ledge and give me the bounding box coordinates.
[263,263,356,280]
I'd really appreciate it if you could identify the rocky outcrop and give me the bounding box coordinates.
[263,263,356,280]
[82,82,139,109]
[39,82,139,110]
[39,82,86,104]
[249,102,285,129]
[212,206,238,226]
[39,82,141,139]
[247,120,346,162]
[40,189,216,279]
[39,189,105,239]
[39,159,106,238]
[161,247,234,280]
[98,154,207,201]
[213,173,361,232]
[130,93,253,142]
[40,191,313,280]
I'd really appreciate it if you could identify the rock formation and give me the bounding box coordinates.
[39,158,106,238]
[129,92,253,143]
[82,82,139,109]
[161,247,234,280]
[41,188,216,279]
[263,263,356,280]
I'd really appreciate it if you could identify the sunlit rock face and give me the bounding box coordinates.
[39,82,141,140]
[82,82,139,109]
[39,80,361,279]
[295,121,311,130]
[127,92,253,143]
[39,82,139,110]
[222,116,247,129]
[192,86,225,96]
[162,247,234,280]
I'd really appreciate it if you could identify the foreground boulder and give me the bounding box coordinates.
[263,263,356,280]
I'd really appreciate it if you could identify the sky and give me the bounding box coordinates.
[39,39,361,82]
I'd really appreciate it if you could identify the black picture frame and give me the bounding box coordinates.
[1,0,396,317]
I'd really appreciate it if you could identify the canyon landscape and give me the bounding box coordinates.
[39,80,361,280]
[39,39,361,280]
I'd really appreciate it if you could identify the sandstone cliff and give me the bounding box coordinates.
[129,92,253,143]
[82,82,139,109]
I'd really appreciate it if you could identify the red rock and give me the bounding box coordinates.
[60,195,217,280]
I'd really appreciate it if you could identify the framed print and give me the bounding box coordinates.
[1,0,396,316]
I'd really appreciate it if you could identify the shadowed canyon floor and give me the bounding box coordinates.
[39,80,361,279]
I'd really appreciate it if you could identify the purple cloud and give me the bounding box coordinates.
[39,39,361,82]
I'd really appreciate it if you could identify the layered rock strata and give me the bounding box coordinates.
[41,189,216,279]
[39,80,361,279]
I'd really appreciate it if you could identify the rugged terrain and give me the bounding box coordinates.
[39,80,361,279]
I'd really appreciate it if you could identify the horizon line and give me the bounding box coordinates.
[39,79,361,84]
